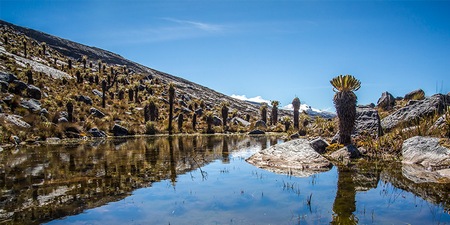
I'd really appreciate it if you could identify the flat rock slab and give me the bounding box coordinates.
[246,139,332,177]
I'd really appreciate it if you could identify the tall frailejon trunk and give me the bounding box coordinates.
[168,84,175,135]
[334,91,357,145]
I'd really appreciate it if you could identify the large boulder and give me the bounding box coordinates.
[354,106,382,137]
[230,117,251,127]
[376,91,395,110]
[0,114,31,128]
[10,80,27,94]
[402,136,450,170]
[26,85,42,100]
[0,71,18,83]
[381,94,450,131]
[20,99,41,112]
[246,139,332,177]
[112,124,129,136]
[92,89,103,97]
[402,136,450,183]
[404,89,425,100]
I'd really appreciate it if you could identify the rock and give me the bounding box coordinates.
[20,99,41,112]
[404,89,425,100]
[249,129,265,135]
[212,116,222,126]
[92,89,103,97]
[112,124,129,136]
[290,133,300,139]
[230,117,251,127]
[40,108,48,116]
[26,85,42,100]
[328,145,361,162]
[46,137,61,144]
[354,106,382,137]
[88,127,107,138]
[11,80,28,94]
[76,95,93,105]
[381,94,450,131]
[0,80,8,92]
[90,107,105,118]
[309,137,329,154]
[0,114,31,128]
[255,120,267,129]
[377,91,395,110]
[58,117,68,123]
[431,114,447,130]
[0,71,18,83]
[246,139,333,177]
[402,136,450,170]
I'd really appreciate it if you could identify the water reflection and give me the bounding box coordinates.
[0,135,258,224]
[1,136,449,224]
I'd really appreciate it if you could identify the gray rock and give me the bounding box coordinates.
[92,89,103,97]
[381,94,450,131]
[255,120,267,129]
[20,99,41,112]
[26,85,42,100]
[112,124,129,136]
[0,71,18,83]
[88,127,107,138]
[290,133,300,139]
[76,95,93,105]
[401,163,450,183]
[246,139,332,177]
[404,89,425,100]
[11,135,20,145]
[309,137,329,154]
[354,106,382,137]
[328,145,362,163]
[230,117,251,127]
[377,91,395,110]
[0,114,31,128]
[40,108,48,116]
[90,107,105,118]
[402,136,450,170]
[249,129,265,135]
[58,117,68,123]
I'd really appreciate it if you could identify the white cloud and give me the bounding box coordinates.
[163,18,224,32]
[230,94,270,104]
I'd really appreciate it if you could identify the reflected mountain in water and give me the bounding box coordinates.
[0,135,271,224]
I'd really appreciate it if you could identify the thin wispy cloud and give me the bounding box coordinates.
[162,18,224,32]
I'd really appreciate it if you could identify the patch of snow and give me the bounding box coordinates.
[230,94,270,104]
[282,103,336,119]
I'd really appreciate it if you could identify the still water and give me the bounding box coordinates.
[1,135,449,224]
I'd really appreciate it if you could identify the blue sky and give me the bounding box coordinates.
[1,0,449,110]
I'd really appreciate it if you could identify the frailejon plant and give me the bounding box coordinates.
[271,100,279,125]
[168,83,175,135]
[330,74,361,145]
[260,103,268,124]
[292,97,300,129]
[178,113,184,132]
[221,101,229,131]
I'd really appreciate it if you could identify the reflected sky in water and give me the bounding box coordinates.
[41,136,449,225]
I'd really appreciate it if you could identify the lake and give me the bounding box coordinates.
[1,135,449,224]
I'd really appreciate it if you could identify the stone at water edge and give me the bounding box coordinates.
[328,145,362,163]
[248,129,265,135]
[246,139,332,178]
[112,124,129,136]
[309,137,329,154]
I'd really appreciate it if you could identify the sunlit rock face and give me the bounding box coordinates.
[401,136,450,183]
[246,139,333,177]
